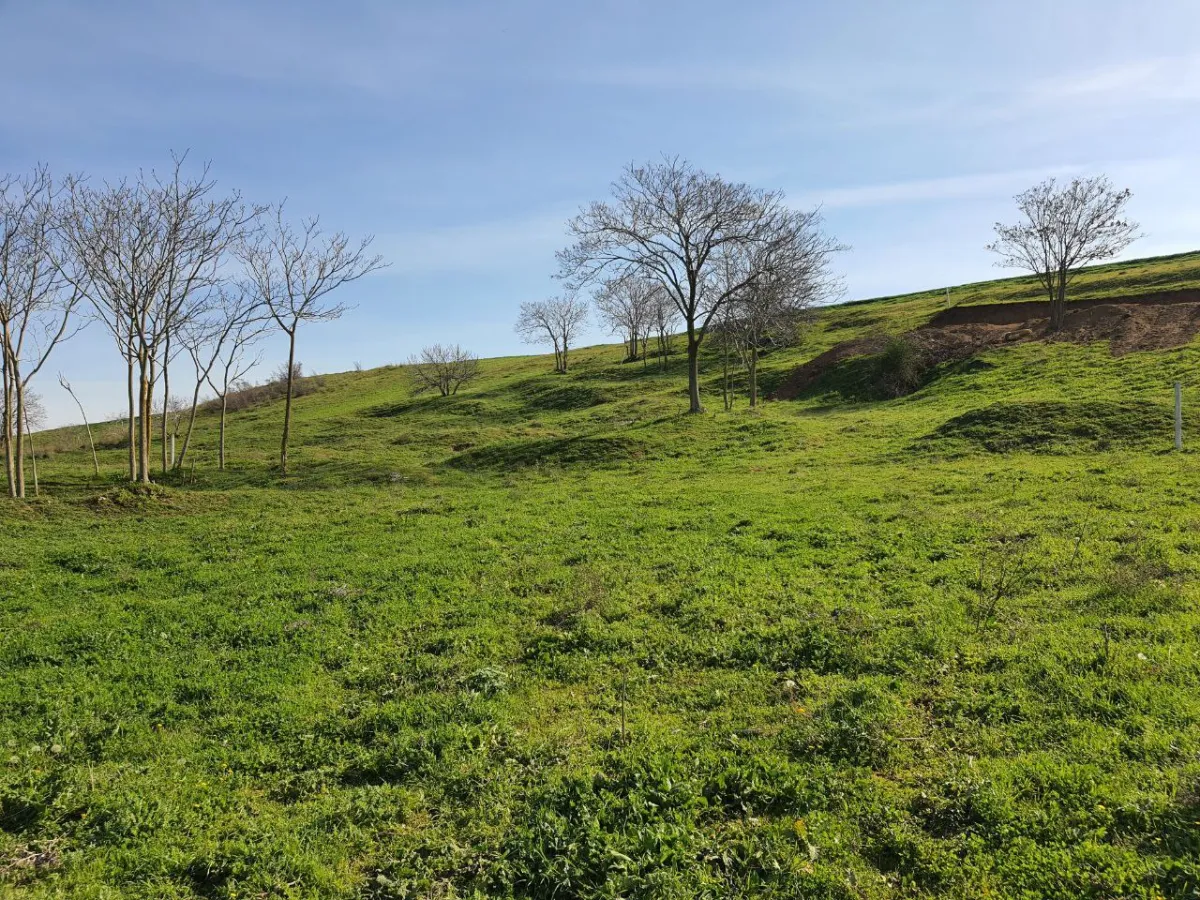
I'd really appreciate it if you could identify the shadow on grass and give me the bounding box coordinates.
[445,435,650,471]
[921,399,1172,454]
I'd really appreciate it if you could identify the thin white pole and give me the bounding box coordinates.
[1175,381,1183,451]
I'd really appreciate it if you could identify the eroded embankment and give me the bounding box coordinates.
[773,290,1200,400]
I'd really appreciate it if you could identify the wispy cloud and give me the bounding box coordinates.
[1018,55,1200,108]
[372,210,569,276]
[798,156,1187,210]
[800,166,1081,209]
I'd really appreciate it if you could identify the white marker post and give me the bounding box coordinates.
[1175,382,1183,451]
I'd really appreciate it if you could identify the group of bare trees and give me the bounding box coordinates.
[0,166,80,497]
[593,276,679,370]
[532,160,1139,413]
[1,151,1145,498]
[551,157,845,411]
[514,296,590,373]
[0,155,383,496]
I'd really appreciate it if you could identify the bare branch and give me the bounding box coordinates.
[987,176,1140,330]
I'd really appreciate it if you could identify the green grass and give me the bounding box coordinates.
[3,253,1200,898]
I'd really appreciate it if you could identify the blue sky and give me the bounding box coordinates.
[3,0,1200,427]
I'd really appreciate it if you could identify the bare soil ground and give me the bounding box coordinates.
[774,291,1200,399]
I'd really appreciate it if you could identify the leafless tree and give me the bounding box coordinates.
[204,299,270,471]
[160,394,188,467]
[514,295,589,373]
[558,157,842,412]
[59,374,99,477]
[987,176,1140,331]
[648,288,678,372]
[594,275,659,363]
[409,343,480,396]
[151,155,259,474]
[21,391,46,497]
[722,212,844,405]
[58,155,251,483]
[175,286,270,471]
[0,165,82,498]
[240,205,385,474]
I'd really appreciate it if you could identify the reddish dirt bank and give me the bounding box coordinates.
[928,289,1200,328]
[773,292,1200,400]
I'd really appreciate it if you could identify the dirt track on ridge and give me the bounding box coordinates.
[772,290,1200,400]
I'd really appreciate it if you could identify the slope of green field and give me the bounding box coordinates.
[3,254,1200,899]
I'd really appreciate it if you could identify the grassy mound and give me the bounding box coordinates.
[447,434,649,470]
[509,380,620,412]
[926,400,1172,453]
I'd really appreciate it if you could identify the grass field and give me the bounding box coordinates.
[3,253,1200,898]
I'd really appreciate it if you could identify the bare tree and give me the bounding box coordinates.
[988,176,1140,331]
[58,156,250,483]
[723,212,844,406]
[175,286,270,471]
[594,275,659,363]
[514,295,589,373]
[558,157,841,412]
[409,343,480,396]
[22,391,46,497]
[152,155,257,473]
[648,288,679,372]
[58,173,170,483]
[0,166,82,498]
[59,374,99,477]
[204,298,270,471]
[240,205,385,475]
[160,394,189,468]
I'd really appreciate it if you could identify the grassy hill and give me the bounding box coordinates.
[3,253,1200,898]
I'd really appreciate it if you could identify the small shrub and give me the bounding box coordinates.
[875,335,928,398]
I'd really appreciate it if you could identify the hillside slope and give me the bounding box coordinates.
[2,253,1200,898]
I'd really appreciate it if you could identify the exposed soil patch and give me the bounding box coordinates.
[774,291,1200,400]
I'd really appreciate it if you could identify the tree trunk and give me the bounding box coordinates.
[2,355,14,498]
[13,381,26,498]
[686,329,703,414]
[1049,275,1067,332]
[24,408,38,497]
[85,423,99,477]
[218,394,228,471]
[280,331,296,475]
[176,379,204,471]
[721,329,731,411]
[126,357,137,482]
[137,356,152,484]
[160,335,170,473]
[749,346,759,408]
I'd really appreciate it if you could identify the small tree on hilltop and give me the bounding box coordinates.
[988,176,1140,331]
[594,275,658,363]
[515,295,589,373]
[409,343,480,396]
